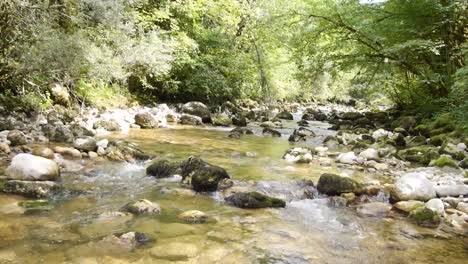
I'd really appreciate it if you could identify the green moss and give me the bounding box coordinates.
[431,113,453,129]
[429,156,459,168]
[429,134,446,146]
[413,124,430,137]
[409,207,440,227]
[392,116,416,130]
[397,145,440,165]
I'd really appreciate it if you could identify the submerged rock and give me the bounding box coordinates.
[19,199,53,214]
[262,127,281,137]
[3,180,61,198]
[225,192,286,208]
[93,119,121,131]
[392,173,436,202]
[357,202,391,217]
[316,173,361,196]
[230,127,253,135]
[5,154,60,181]
[121,199,161,215]
[146,159,181,178]
[177,210,208,223]
[180,157,230,192]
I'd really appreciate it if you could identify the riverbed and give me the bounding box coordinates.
[0,120,466,263]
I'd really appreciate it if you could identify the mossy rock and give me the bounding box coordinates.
[20,199,53,214]
[392,116,416,131]
[408,207,440,227]
[106,140,151,162]
[275,111,293,120]
[212,113,232,126]
[429,156,459,169]
[412,124,430,137]
[406,136,427,148]
[440,142,467,161]
[317,173,361,196]
[146,160,181,178]
[460,158,468,169]
[397,145,440,165]
[225,192,286,208]
[429,134,446,146]
[180,157,230,192]
[431,113,454,129]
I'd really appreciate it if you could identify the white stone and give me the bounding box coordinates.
[435,184,468,197]
[337,151,363,165]
[425,198,445,216]
[393,172,436,201]
[5,154,60,181]
[359,148,379,161]
[96,139,109,149]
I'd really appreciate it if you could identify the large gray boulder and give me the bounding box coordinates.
[134,112,158,129]
[392,172,436,201]
[181,102,211,123]
[7,130,27,146]
[73,136,97,152]
[5,154,60,181]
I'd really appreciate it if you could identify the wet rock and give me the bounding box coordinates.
[254,180,317,202]
[230,127,253,135]
[283,147,313,163]
[6,154,60,181]
[341,192,356,202]
[397,146,440,165]
[425,198,445,216]
[177,210,208,223]
[435,184,468,197]
[93,119,121,131]
[232,115,247,127]
[134,112,158,129]
[225,192,286,208]
[146,159,180,178]
[73,136,97,152]
[297,120,308,126]
[121,199,161,215]
[357,202,391,217]
[408,207,441,227]
[394,201,424,213]
[182,101,211,123]
[7,130,27,146]
[101,231,151,251]
[179,114,203,125]
[275,111,293,120]
[392,172,436,202]
[260,121,276,128]
[212,113,232,126]
[262,127,281,137]
[317,173,361,196]
[54,146,82,158]
[328,196,348,207]
[3,180,61,198]
[180,157,230,192]
[0,142,10,154]
[106,141,150,162]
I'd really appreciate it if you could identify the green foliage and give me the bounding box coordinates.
[76,80,131,109]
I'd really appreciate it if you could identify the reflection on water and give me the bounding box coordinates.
[0,123,466,263]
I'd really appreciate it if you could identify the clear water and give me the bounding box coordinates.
[0,122,466,263]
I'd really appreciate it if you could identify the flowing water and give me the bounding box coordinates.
[0,120,467,263]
